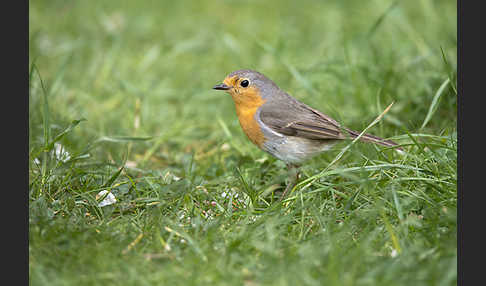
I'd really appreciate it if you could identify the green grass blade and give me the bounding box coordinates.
[102,166,125,189]
[421,78,450,129]
[366,0,400,38]
[32,64,50,150]
[47,119,86,150]
[440,46,457,95]
[95,136,153,143]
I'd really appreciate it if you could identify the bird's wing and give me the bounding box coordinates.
[259,97,347,140]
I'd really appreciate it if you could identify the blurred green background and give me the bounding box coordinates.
[29,0,456,157]
[29,0,456,285]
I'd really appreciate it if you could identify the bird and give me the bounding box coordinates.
[213,69,401,200]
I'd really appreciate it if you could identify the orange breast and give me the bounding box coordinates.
[230,87,266,147]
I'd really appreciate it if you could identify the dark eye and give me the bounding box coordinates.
[240,79,249,87]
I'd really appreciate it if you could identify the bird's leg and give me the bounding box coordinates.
[279,163,300,201]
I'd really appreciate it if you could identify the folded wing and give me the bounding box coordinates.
[259,98,347,140]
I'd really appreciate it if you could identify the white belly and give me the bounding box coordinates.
[262,136,336,164]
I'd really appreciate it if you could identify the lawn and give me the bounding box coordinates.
[29,0,457,285]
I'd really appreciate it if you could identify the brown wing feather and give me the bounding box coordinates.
[259,97,347,140]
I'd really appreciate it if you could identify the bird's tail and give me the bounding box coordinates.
[345,128,403,151]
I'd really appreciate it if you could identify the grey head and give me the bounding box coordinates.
[213,69,285,101]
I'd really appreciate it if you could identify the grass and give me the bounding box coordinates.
[29,0,457,285]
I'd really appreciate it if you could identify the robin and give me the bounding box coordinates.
[213,69,401,200]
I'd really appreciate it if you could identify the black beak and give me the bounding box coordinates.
[213,83,231,90]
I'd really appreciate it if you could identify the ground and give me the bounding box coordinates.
[29,1,457,285]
